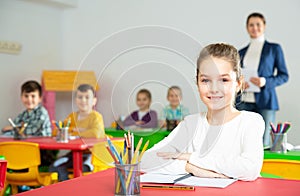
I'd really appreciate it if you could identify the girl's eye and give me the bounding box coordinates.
[201,79,209,83]
[222,78,230,82]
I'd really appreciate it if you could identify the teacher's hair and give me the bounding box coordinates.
[246,12,266,25]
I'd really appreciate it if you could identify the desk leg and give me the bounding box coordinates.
[73,150,83,178]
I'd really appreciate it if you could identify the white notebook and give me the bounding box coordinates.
[140,173,237,188]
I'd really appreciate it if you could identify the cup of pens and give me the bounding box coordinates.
[106,131,149,196]
[115,162,140,196]
[271,133,287,153]
[56,127,69,143]
[53,119,71,143]
[270,122,291,153]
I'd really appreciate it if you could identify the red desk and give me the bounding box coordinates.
[0,137,119,178]
[17,169,300,196]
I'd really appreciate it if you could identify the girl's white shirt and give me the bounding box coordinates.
[141,111,265,181]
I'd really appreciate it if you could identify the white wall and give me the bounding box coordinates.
[61,0,300,144]
[0,0,63,127]
[1,0,300,145]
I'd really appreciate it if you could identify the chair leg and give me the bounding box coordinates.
[0,182,9,196]
[11,185,18,195]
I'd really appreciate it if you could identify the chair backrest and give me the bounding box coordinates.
[91,140,124,172]
[0,142,41,183]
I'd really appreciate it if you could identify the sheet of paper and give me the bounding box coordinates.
[175,176,237,188]
[140,173,185,184]
[242,68,260,92]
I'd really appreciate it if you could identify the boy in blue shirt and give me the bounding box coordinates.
[2,80,51,136]
[1,81,55,172]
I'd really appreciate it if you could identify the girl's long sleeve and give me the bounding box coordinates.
[189,114,265,181]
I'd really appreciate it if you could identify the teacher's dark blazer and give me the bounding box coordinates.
[238,41,289,110]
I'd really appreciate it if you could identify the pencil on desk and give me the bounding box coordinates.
[276,123,281,133]
[132,137,143,163]
[127,131,131,148]
[138,140,149,162]
[18,123,27,134]
[282,122,291,133]
[105,145,118,164]
[141,184,195,191]
[8,118,16,128]
[126,138,143,188]
[270,122,276,133]
[107,137,122,162]
[122,150,128,164]
[59,121,63,129]
[65,118,71,128]
[105,142,126,193]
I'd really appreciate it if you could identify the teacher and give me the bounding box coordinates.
[237,12,289,147]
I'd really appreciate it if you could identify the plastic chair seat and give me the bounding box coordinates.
[68,139,124,179]
[0,142,57,195]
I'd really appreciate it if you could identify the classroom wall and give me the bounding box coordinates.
[61,0,300,144]
[0,0,63,127]
[1,0,300,144]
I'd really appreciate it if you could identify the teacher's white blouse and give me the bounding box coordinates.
[141,111,265,181]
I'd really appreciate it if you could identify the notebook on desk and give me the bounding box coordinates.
[140,173,237,188]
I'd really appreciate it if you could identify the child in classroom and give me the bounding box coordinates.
[160,86,189,130]
[2,80,51,136]
[49,84,105,181]
[141,43,265,181]
[122,89,158,129]
[1,80,56,177]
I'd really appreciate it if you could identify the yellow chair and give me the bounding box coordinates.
[0,142,58,195]
[68,139,124,178]
[261,159,300,180]
[91,139,124,172]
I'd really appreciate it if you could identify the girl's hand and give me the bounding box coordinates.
[135,121,145,125]
[157,152,191,161]
[185,162,229,178]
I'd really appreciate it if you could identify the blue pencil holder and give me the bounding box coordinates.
[271,133,287,153]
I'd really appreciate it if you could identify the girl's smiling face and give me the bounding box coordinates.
[136,92,151,111]
[198,57,240,111]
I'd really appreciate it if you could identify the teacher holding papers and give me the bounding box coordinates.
[236,12,289,148]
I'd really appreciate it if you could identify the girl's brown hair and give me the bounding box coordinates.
[137,89,152,101]
[196,43,242,83]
